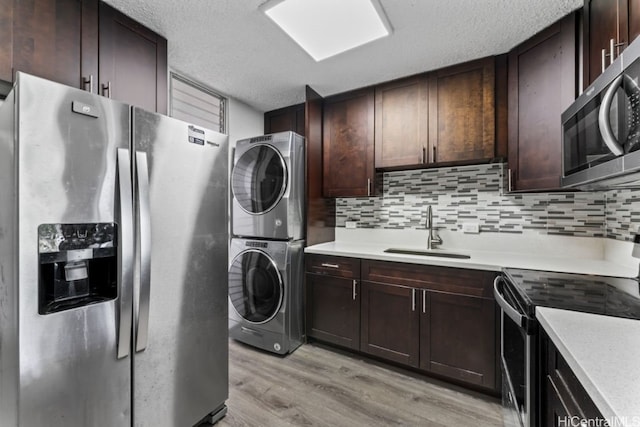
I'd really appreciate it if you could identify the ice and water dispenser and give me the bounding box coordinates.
[38,223,118,314]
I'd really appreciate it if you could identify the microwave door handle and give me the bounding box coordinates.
[493,276,526,328]
[598,74,625,156]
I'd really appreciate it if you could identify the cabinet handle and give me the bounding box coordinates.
[610,38,615,65]
[615,40,626,57]
[82,75,93,93]
[432,146,437,163]
[421,147,426,163]
[320,263,339,269]
[422,289,426,314]
[102,81,112,98]
[367,178,371,197]
[507,168,513,192]
[411,288,416,312]
[352,280,357,300]
[602,48,607,73]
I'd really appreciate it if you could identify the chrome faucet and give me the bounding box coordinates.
[426,205,442,250]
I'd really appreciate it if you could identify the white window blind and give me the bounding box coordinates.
[170,72,226,134]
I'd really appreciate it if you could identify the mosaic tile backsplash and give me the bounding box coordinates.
[336,163,640,242]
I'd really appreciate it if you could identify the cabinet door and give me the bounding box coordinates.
[545,375,573,426]
[542,331,606,424]
[306,273,360,350]
[12,0,97,91]
[374,76,429,168]
[508,14,576,191]
[427,57,495,164]
[630,0,640,46]
[99,2,167,114]
[323,89,375,197]
[586,0,625,85]
[420,291,496,389]
[0,1,13,85]
[360,281,419,367]
[264,103,305,135]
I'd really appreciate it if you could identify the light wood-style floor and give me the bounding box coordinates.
[219,339,503,427]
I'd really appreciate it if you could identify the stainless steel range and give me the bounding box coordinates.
[494,268,640,427]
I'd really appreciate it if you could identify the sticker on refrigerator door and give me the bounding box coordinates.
[188,125,205,145]
[71,101,99,118]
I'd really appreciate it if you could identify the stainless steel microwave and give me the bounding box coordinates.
[562,36,640,189]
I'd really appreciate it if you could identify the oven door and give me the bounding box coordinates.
[494,276,537,427]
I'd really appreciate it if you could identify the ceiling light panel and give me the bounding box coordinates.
[263,0,391,61]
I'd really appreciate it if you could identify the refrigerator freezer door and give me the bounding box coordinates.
[12,73,132,426]
[132,108,229,426]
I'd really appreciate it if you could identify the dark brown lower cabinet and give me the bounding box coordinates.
[542,330,606,426]
[305,255,499,392]
[305,273,360,350]
[420,291,496,389]
[360,281,419,367]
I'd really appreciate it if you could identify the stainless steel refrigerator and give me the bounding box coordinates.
[0,72,229,426]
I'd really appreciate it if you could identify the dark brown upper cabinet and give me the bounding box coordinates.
[264,103,305,135]
[99,2,167,114]
[374,57,497,170]
[0,1,12,89]
[9,0,98,93]
[584,0,640,87]
[0,0,167,114]
[507,13,577,192]
[427,57,496,164]
[374,75,429,168]
[322,88,376,198]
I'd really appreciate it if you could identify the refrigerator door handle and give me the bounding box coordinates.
[117,148,134,359]
[135,151,151,352]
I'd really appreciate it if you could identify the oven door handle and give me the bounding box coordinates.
[493,276,526,329]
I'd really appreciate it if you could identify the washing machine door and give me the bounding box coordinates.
[231,144,287,215]
[228,249,284,324]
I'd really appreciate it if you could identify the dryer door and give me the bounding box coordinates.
[228,249,284,324]
[231,144,287,214]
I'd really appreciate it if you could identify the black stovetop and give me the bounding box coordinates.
[503,268,640,320]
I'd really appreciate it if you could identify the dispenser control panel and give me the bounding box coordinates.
[38,223,118,314]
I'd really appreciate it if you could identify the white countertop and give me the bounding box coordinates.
[305,229,638,277]
[537,307,640,425]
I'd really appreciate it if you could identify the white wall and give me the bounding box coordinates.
[227,98,263,148]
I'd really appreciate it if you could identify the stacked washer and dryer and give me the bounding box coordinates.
[228,131,306,355]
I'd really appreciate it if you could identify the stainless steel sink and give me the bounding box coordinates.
[384,248,470,259]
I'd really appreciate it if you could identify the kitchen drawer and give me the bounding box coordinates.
[361,260,496,298]
[305,254,360,279]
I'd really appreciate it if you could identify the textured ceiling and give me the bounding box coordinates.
[103,0,583,112]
